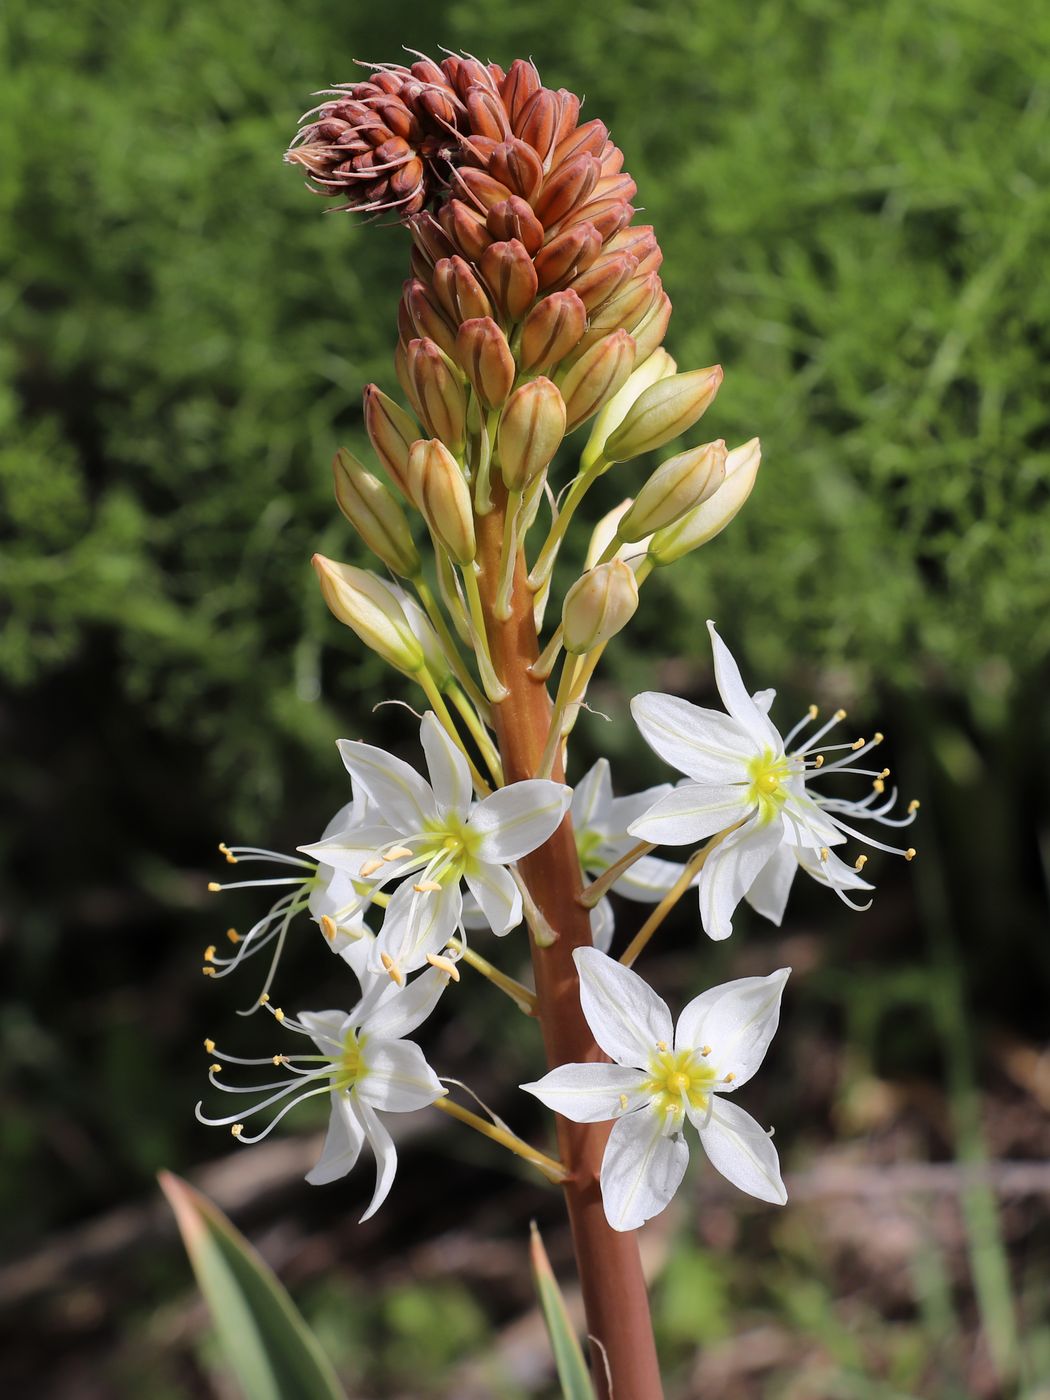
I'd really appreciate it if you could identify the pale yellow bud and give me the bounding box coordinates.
[618,440,727,542]
[558,330,637,433]
[407,438,477,566]
[585,499,634,570]
[603,365,724,464]
[581,348,677,471]
[497,377,566,492]
[312,556,425,672]
[649,438,762,565]
[562,560,639,654]
[332,449,420,577]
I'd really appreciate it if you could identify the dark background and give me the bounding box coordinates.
[2,0,1049,1395]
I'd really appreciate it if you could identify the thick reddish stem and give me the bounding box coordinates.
[475,496,663,1400]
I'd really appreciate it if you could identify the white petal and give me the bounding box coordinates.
[419,712,473,821]
[697,816,785,941]
[571,757,613,829]
[675,968,790,1087]
[781,792,842,850]
[306,1093,365,1186]
[627,782,754,847]
[573,947,674,1069]
[796,844,874,890]
[751,688,776,715]
[460,889,491,931]
[361,966,450,1039]
[521,1062,648,1122]
[631,691,755,781]
[464,863,522,936]
[336,738,437,832]
[468,781,572,864]
[613,853,688,903]
[338,929,380,980]
[297,1010,352,1055]
[706,622,783,754]
[743,843,798,925]
[600,1107,690,1231]
[354,1098,399,1221]
[356,1037,445,1113]
[299,822,401,874]
[695,1097,786,1205]
[376,879,462,975]
[589,894,615,952]
[320,800,358,840]
[605,783,674,831]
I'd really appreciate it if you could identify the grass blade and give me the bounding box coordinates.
[529,1221,596,1400]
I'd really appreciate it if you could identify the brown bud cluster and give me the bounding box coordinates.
[288,54,669,422]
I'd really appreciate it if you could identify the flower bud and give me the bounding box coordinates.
[535,154,601,225]
[332,448,420,577]
[433,256,493,325]
[455,166,514,212]
[500,59,541,124]
[455,316,516,409]
[404,278,458,359]
[486,196,545,254]
[519,289,587,374]
[312,556,425,672]
[603,365,724,463]
[582,271,661,342]
[558,329,637,432]
[567,252,637,311]
[649,438,762,565]
[585,499,634,570]
[533,222,603,290]
[438,199,493,262]
[407,438,477,565]
[582,348,676,470]
[480,239,539,321]
[489,138,545,202]
[406,339,467,454]
[630,291,673,364]
[392,584,453,689]
[497,378,566,492]
[562,560,639,654]
[515,88,560,164]
[363,384,420,500]
[618,440,727,542]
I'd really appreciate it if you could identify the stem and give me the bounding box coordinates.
[417,670,491,796]
[527,460,604,592]
[461,565,511,703]
[578,841,658,908]
[494,489,523,621]
[474,482,663,1400]
[619,830,736,968]
[448,936,536,1015]
[536,652,580,780]
[434,1097,567,1184]
[414,576,491,718]
[447,683,504,786]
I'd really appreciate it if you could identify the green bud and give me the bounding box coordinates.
[618,440,727,542]
[312,555,425,672]
[332,449,420,577]
[408,438,477,566]
[562,559,639,654]
[649,438,762,565]
[558,330,637,433]
[582,348,676,471]
[603,365,723,464]
[497,377,566,492]
[363,384,420,501]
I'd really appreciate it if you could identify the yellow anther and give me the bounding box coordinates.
[878,768,890,780]
[204,1038,216,1053]
[819,847,830,862]
[905,848,917,862]
[207,882,222,893]
[272,1054,284,1066]
[656,1040,669,1052]
[812,754,825,768]
[619,1093,629,1111]
[854,854,868,871]
[231,1123,244,1137]
[413,879,442,893]
[701,1045,712,1056]
[210,1063,221,1074]
[723,1072,735,1084]
[274,1007,285,1022]
[851,737,866,751]
[359,858,383,878]
[426,953,460,981]
[808,704,819,720]
[873,778,886,794]
[226,927,240,944]
[873,732,884,744]
[380,953,405,987]
[201,966,216,977]
[203,945,216,962]
[384,846,414,861]
[908,799,920,813]
[834,708,847,722]
[218,842,238,864]
[320,914,337,942]
[259,992,270,1004]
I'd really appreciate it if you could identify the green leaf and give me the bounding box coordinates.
[159,1171,347,1400]
[529,1221,595,1400]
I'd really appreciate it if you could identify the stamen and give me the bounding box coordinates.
[701,1045,712,1056]
[218,842,238,864]
[809,704,819,719]
[272,1054,284,1066]
[207,882,221,892]
[413,879,443,892]
[359,858,383,877]
[723,1072,735,1083]
[320,914,337,942]
[819,847,830,861]
[905,848,917,862]
[426,952,460,981]
[873,732,884,744]
[210,1063,221,1074]
[854,854,868,870]
[259,993,270,1004]
[618,1093,629,1111]
[384,846,414,861]
[851,737,867,751]
[204,1038,215,1053]
[656,1040,668,1052]
[226,928,240,943]
[273,1007,285,1022]
[812,754,825,768]
[231,1123,244,1136]
[203,945,216,962]
[835,708,847,721]
[202,966,216,976]
[908,799,920,813]
[873,779,885,794]
[381,952,405,986]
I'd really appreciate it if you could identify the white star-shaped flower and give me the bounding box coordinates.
[628,621,916,939]
[197,962,450,1220]
[571,758,687,950]
[523,949,788,1231]
[301,712,572,981]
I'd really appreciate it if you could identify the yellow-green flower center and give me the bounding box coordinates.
[575,828,605,869]
[419,813,482,881]
[332,1030,364,1093]
[643,1047,718,1117]
[747,750,792,820]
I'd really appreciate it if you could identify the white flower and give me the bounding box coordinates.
[301,712,572,982]
[196,964,450,1220]
[628,621,917,940]
[571,758,687,950]
[522,949,788,1231]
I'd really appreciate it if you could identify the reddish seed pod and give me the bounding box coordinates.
[480,240,539,321]
[560,197,634,242]
[551,119,610,168]
[409,57,446,86]
[567,253,638,312]
[592,172,638,205]
[439,200,493,261]
[600,142,625,176]
[518,289,588,374]
[489,139,545,202]
[455,317,516,409]
[500,59,541,123]
[533,223,604,291]
[395,339,422,419]
[486,196,545,255]
[466,87,511,142]
[405,278,459,360]
[406,338,467,455]
[553,90,582,145]
[363,383,420,500]
[433,256,493,325]
[514,88,559,162]
[408,212,456,269]
[455,167,515,213]
[534,154,601,226]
